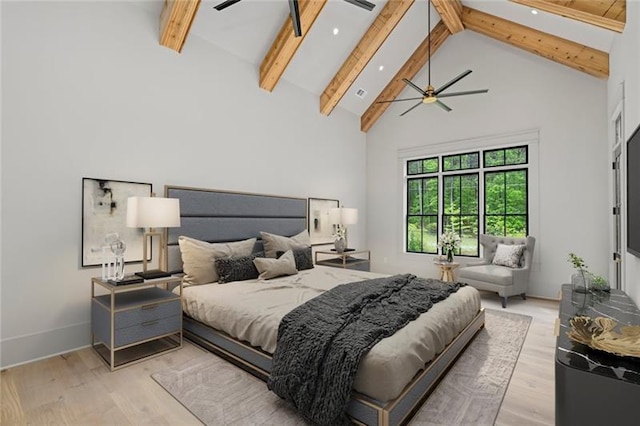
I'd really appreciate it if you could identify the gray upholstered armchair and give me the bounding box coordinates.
[457,234,536,308]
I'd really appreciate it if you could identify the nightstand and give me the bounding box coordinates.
[91,276,183,371]
[315,249,371,272]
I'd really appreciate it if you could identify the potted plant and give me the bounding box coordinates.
[568,253,591,293]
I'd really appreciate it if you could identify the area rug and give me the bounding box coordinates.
[151,309,531,426]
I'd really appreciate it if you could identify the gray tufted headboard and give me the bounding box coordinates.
[164,186,307,274]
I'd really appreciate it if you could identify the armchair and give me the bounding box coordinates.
[457,234,536,308]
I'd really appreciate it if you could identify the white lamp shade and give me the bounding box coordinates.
[329,207,358,225]
[127,197,181,228]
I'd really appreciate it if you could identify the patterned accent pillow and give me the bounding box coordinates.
[276,247,314,271]
[492,244,526,268]
[215,252,264,284]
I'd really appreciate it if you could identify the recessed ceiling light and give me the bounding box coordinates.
[531,9,538,15]
[333,27,339,35]
[378,65,384,71]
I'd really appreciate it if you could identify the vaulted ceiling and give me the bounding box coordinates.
[159,0,623,132]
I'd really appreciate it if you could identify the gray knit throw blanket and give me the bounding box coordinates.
[267,274,466,425]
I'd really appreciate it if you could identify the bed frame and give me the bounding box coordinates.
[164,185,485,426]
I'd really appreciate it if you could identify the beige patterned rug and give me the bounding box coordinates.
[151,309,531,425]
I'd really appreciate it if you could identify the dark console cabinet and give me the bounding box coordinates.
[555,285,640,426]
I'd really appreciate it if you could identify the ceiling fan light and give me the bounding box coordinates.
[422,97,437,104]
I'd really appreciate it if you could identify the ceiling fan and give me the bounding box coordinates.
[213,0,376,37]
[378,4,488,116]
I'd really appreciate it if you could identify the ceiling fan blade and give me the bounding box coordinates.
[377,97,424,104]
[438,89,489,98]
[434,70,472,95]
[435,100,452,112]
[289,0,302,37]
[400,101,424,116]
[214,0,242,11]
[343,0,376,11]
[402,79,427,96]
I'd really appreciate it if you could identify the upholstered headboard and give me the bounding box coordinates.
[164,186,307,274]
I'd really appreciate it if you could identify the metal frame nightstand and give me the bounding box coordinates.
[314,249,371,271]
[90,276,183,371]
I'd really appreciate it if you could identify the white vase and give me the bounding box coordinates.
[334,237,347,253]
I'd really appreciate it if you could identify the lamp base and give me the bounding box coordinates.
[135,270,171,280]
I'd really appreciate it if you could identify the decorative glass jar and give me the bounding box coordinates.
[571,272,591,294]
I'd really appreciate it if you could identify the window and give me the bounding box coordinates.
[406,145,529,257]
[407,177,439,253]
[443,174,479,256]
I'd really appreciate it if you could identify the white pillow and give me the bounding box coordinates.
[253,250,298,280]
[178,236,256,285]
[492,244,525,269]
[260,230,310,258]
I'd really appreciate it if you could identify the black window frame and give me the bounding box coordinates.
[483,145,528,168]
[406,176,439,254]
[483,168,529,237]
[441,172,480,257]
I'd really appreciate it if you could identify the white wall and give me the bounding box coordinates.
[0,1,367,367]
[366,30,609,300]
[608,0,640,304]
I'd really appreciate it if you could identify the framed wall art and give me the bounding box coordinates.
[308,198,339,245]
[82,178,152,267]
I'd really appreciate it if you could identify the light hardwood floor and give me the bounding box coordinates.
[1,292,558,425]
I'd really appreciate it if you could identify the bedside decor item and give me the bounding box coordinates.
[127,196,181,279]
[101,232,127,281]
[82,178,152,267]
[329,207,358,250]
[438,230,461,263]
[107,274,144,286]
[308,198,339,245]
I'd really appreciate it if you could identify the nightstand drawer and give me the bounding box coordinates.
[115,299,181,330]
[115,314,181,348]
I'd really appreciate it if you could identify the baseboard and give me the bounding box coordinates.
[1,322,90,369]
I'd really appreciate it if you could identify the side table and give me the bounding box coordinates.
[434,261,459,282]
[91,275,183,371]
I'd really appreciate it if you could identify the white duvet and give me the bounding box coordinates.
[179,265,481,402]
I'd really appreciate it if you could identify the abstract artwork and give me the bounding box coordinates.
[82,178,152,267]
[308,198,339,246]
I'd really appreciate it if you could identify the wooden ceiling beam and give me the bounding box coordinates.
[510,0,625,32]
[431,0,464,34]
[320,0,415,116]
[462,6,609,79]
[160,0,201,53]
[260,0,327,92]
[360,20,451,133]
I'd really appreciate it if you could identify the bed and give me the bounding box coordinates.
[164,185,484,426]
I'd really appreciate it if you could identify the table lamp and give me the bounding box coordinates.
[329,207,358,249]
[127,196,180,279]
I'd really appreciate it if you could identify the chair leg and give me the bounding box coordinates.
[502,296,508,309]
[521,293,527,300]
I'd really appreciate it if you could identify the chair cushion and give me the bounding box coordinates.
[458,264,514,286]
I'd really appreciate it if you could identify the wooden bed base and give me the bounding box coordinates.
[183,308,485,426]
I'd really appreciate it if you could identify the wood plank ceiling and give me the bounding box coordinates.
[159,0,622,133]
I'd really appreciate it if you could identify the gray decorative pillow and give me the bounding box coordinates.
[215,252,264,284]
[276,247,314,271]
[253,250,298,280]
[178,236,257,285]
[260,230,311,258]
[492,244,525,268]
